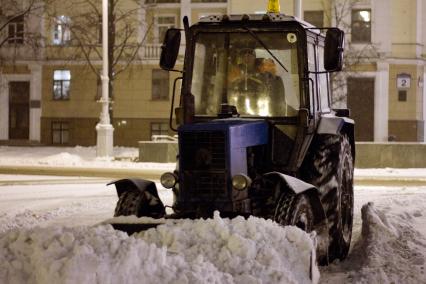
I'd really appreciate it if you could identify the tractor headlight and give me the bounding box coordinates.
[232,174,252,191]
[160,172,178,189]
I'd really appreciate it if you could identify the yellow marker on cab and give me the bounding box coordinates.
[267,0,280,13]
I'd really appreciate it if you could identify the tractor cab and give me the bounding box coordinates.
[161,14,344,172]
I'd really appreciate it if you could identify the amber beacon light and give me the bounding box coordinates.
[267,0,280,13]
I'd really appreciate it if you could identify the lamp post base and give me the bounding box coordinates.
[96,123,114,158]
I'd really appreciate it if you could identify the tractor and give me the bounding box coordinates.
[109,8,354,265]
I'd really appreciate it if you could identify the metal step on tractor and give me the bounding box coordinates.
[108,3,354,265]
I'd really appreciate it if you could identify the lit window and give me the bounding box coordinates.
[152,69,169,100]
[53,70,71,100]
[351,9,371,43]
[318,46,330,111]
[8,15,24,44]
[155,16,176,43]
[53,15,71,45]
[52,121,69,144]
[151,122,169,140]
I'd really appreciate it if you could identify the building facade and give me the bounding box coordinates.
[0,0,425,146]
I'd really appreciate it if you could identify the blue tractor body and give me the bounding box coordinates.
[176,119,268,214]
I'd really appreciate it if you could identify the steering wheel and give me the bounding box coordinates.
[230,75,267,94]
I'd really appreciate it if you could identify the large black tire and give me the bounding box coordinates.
[114,190,165,218]
[274,192,314,233]
[301,134,354,262]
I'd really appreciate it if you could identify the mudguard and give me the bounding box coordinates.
[263,172,327,226]
[107,178,161,199]
[264,172,315,194]
[317,116,355,159]
[317,116,353,135]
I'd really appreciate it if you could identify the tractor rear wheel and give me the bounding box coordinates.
[301,134,354,262]
[274,192,314,232]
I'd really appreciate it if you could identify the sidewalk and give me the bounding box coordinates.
[1,165,426,186]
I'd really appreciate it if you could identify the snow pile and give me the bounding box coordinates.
[0,214,318,284]
[0,146,175,170]
[139,213,318,283]
[354,203,426,283]
[322,202,426,283]
[39,153,84,166]
[0,210,57,234]
[0,199,113,234]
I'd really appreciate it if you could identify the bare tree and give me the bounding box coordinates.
[46,0,152,107]
[324,0,378,107]
[0,0,47,64]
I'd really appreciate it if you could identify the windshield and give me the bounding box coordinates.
[191,31,300,117]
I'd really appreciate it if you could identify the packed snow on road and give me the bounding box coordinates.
[0,175,425,283]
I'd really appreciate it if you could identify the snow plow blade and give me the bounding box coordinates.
[102,216,167,235]
[110,223,163,235]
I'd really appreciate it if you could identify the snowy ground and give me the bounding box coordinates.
[1,146,426,181]
[1,146,426,283]
[0,175,425,283]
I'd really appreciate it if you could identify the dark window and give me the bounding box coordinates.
[98,17,102,44]
[351,9,371,43]
[398,90,407,102]
[191,0,227,2]
[52,121,69,144]
[96,74,102,100]
[151,122,169,139]
[53,70,71,100]
[152,69,169,100]
[8,15,24,44]
[304,10,324,28]
[145,0,180,3]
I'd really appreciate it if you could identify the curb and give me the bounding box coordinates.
[354,177,426,186]
[0,165,167,181]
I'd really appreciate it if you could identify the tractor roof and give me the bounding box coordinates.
[198,13,318,32]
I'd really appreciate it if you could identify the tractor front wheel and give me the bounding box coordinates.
[114,190,165,218]
[274,192,314,233]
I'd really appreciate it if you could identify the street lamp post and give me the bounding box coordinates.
[96,0,114,158]
[294,0,302,19]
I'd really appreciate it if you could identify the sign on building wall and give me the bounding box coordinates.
[397,73,411,89]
